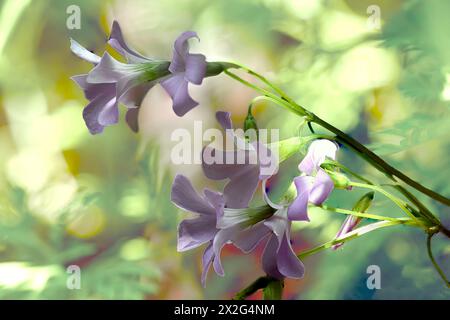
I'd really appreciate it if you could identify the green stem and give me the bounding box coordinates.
[350,182,425,227]
[234,218,416,300]
[226,64,450,207]
[319,205,399,222]
[298,218,417,260]
[322,160,374,185]
[426,233,450,288]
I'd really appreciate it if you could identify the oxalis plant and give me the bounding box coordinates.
[70,21,450,299]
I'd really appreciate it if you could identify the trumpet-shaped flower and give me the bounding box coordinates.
[71,21,207,134]
[288,140,338,221]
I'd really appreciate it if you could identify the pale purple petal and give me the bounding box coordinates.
[177,216,217,251]
[201,242,214,287]
[171,175,215,215]
[169,31,199,73]
[184,53,206,85]
[120,82,153,108]
[264,209,288,245]
[276,232,304,278]
[232,222,270,253]
[82,94,117,134]
[98,98,119,126]
[70,39,101,64]
[215,111,233,130]
[71,75,115,101]
[212,227,240,276]
[262,235,284,279]
[308,168,334,205]
[288,176,313,221]
[299,139,338,174]
[108,21,150,63]
[223,164,260,209]
[202,147,246,180]
[87,52,137,83]
[125,108,139,133]
[160,75,198,116]
[332,215,361,250]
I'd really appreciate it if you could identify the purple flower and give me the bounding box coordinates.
[71,21,207,134]
[160,31,207,117]
[171,174,224,287]
[288,139,338,221]
[202,111,277,209]
[332,215,362,250]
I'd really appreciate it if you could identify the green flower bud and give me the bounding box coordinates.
[326,171,352,189]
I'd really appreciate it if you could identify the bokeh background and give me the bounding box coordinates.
[0,0,449,299]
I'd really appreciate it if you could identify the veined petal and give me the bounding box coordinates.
[171,175,215,215]
[71,75,115,101]
[160,75,198,116]
[288,176,313,221]
[177,216,217,252]
[309,168,334,205]
[70,38,101,64]
[108,21,150,64]
[184,53,207,85]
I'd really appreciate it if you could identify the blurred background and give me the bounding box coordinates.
[0,0,449,299]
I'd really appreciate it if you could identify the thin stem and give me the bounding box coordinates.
[387,184,441,226]
[322,160,374,185]
[298,218,417,260]
[319,205,399,222]
[227,64,450,206]
[234,219,416,300]
[426,233,450,288]
[350,182,425,227]
[233,276,274,300]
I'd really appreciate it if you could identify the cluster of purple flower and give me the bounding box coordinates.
[71,22,357,286]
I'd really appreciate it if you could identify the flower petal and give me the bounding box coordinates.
[160,75,198,116]
[262,234,284,279]
[82,94,117,134]
[276,232,305,278]
[332,215,362,250]
[108,21,150,63]
[232,222,270,253]
[201,242,214,287]
[299,139,338,174]
[184,53,207,85]
[87,52,136,83]
[309,168,334,205]
[125,108,139,133]
[212,227,240,276]
[288,176,313,221]
[169,31,199,74]
[223,164,260,209]
[70,39,101,64]
[171,175,215,215]
[215,111,233,130]
[98,98,119,126]
[177,216,217,251]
